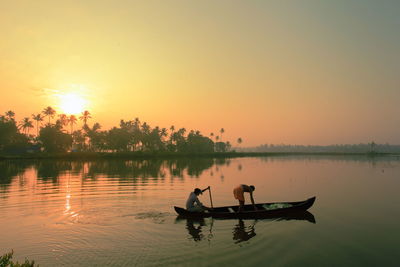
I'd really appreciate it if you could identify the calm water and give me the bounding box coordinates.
[1,156,400,266]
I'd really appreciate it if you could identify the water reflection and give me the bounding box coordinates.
[0,160,31,192]
[233,219,257,244]
[0,158,232,195]
[184,218,207,242]
[176,211,316,244]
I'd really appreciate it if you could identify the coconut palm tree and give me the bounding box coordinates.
[170,125,175,139]
[42,106,56,124]
[84,122,101,150]
[134,117,140,128]
[237,137,242,147]
[220,128,225,141]
[79,110,91,128]
[58,114,69,130]
[31,113,44,136]
[141,122,150,134]
[5,110,15,121]
[69,115,77,134]
[161,127,168,139]
[19,117,34,135]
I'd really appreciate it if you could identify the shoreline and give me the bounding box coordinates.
[1,151,399,160]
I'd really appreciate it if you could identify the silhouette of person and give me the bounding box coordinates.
[186,218,206,242]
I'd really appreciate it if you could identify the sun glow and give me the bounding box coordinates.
[58,93,87,115]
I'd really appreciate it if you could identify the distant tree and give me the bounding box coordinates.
[215,141,227,152]
[134,117,141,129]
[237,137,243,147]
[58,114,69,130]
[31,113,44,136]
[69,115,77,134]
[132,118,142,151]
[0,115,27,153]
[19,117,34,135]
[145,126,166,151]
[226,141,231,152]
[220,128,225,141]
[42,106,56,124]
[72,130,85,151]
[5,110,15,121]
[106,127,132,152]
[83,122,102,151]
[79,110,91,127]
[39,124,73,153]
[170,128,186,152]
[184,131,214,153]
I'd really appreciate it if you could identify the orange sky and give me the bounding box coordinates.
[1,1,399,146]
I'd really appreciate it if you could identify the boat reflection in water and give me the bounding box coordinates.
[176,211,316,243]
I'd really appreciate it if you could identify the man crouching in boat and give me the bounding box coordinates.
[233,184,257,212]
[186,187,210,212]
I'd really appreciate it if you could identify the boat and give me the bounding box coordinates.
[174,196,316,219]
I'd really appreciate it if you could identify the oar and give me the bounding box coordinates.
[208,186,214,209]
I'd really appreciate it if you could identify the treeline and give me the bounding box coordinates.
[240,143,400,153]
[0,108,240,154]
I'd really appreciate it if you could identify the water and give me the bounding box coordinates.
[0,156,399,266]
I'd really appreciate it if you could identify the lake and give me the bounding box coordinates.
[1,156,399,266]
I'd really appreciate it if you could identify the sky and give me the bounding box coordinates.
[1,1,399,146]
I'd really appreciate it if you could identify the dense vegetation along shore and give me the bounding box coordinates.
[1,151,399,161]
[2,108,397,159]
[0,108,239,155]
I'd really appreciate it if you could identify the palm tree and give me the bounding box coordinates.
[134,117,140,128]
[69,115,77,134]
[84,122,101,150]
[42,106,56,124]
[220,128,225,141]
[31,113,44,136]
[237,137,242,147]
[58,114,69,130]
[161,127,168,139]
[79,110,91,127]
[19,117,34,135]
[141,122,150,134]
[5,110,15,121]
[226,141,231,151]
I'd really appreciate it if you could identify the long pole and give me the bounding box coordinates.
[208,186,214,209]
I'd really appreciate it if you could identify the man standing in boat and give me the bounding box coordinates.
[186,187,210,212]
[233,184,257,212]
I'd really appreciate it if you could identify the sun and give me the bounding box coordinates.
[58,93,87,115]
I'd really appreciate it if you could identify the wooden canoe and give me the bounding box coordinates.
[174,196,316,219]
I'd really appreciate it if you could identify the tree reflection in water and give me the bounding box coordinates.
[0,158,231,193]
